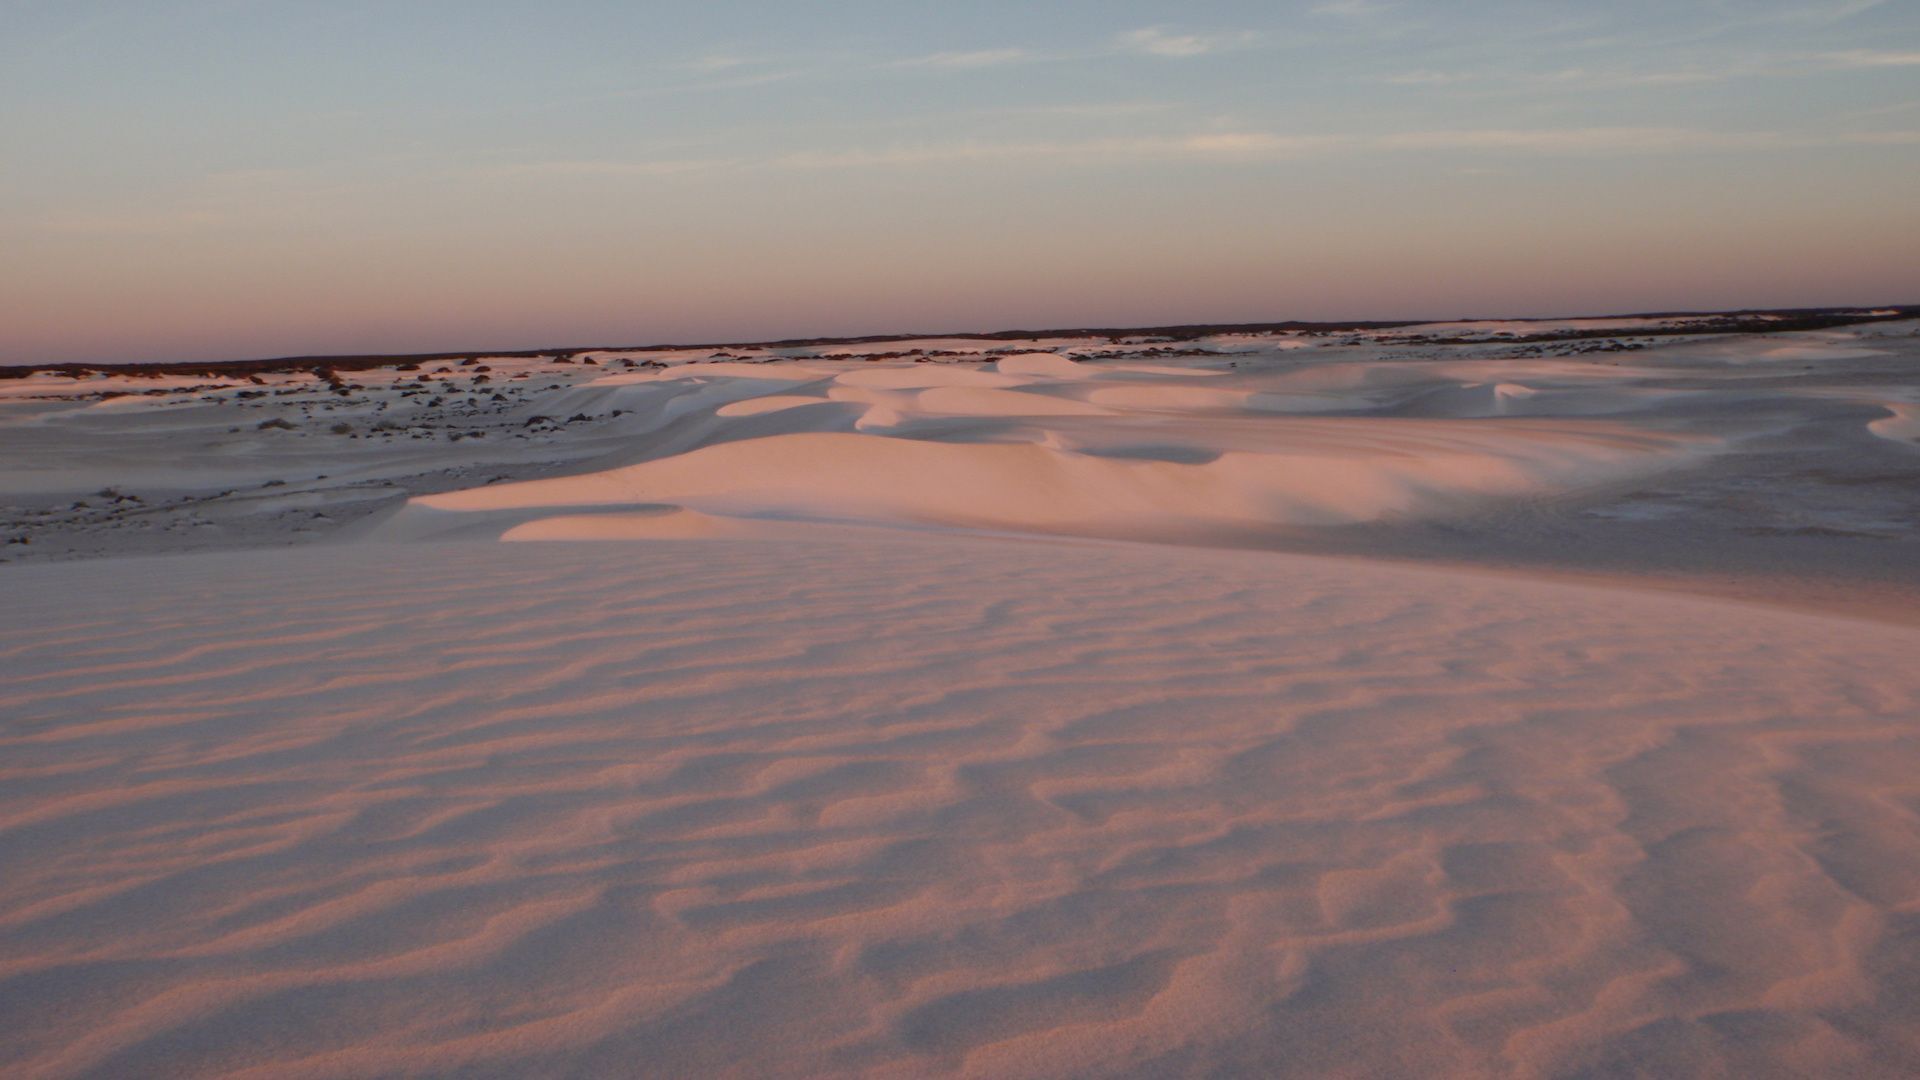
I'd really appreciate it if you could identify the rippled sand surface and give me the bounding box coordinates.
[5,537,1918,1078]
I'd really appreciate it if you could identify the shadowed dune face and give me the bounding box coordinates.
[3,538,1918,1078]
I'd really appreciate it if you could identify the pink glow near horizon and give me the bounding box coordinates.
[2,3,1917,364]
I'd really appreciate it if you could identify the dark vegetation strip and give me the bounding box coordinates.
[5,306,1913,380]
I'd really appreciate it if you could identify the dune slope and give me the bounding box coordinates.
[3,536,1918,1078]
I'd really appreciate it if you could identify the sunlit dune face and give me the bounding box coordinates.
[398,351,1714,542]
[4,534,1918,1075]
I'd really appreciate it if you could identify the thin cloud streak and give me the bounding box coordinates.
[1311,0,1391,17]
[888,26,1259,72]
[41,124,1917,240]
[1117,27,1259,58]
[770,126,1920,170]
[482,126,1920,179]
[485,159,733,178]
[773,132,1341,169]
[1380,47,1920,92]
[1821,48,1920,67]
[891,47,1032,70]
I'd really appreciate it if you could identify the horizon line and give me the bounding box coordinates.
[8,301,1916,375]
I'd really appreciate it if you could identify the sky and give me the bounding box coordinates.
[2,1,1918,364]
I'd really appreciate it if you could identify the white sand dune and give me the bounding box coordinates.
[1085,384,1251,411]
[911,386,1112,417]
[3,537,1918,1078]
[1868,401,1920,443]
[370,351,1717,544]
[834,367,1023,390]
[714,394,835,417]
[994,353,1093,379]
[4,320,1919,1077]
[387,420,1704,543]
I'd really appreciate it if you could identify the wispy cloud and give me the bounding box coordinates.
[1820,49,1920,68]
[772,125,1920,170]
[1386,66,1720,88]
[65,120,1905,244]
[682,54,753,72]
[1741,0,1888,25]
[984,102,1173,119]
[1116,27,1259,58]
[1311,0,1391,16]
[1379,46,1920,92]
[888,28,1259,72]
[1382,70,1477,86]
[891,47,1032,70]
[1376,127,1786,153]
[1837,129,1920,144]
[484,159,731,178]
[775,132,1341,170]
[492,124,1920,177]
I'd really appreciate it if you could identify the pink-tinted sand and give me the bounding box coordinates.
[4,536,1918,1077]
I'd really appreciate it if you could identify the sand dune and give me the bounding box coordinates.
[373,349,1724,544]
[390,419,1704,543]
[4,318,1919,1076]
[1868,401,1920,443]
[3,538,1918,1077]
[994,353,1092,379]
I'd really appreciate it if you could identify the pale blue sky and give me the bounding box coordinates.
[3,1,1917,362]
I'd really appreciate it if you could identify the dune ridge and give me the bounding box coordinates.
[390,422,1703,542]
[373,348,1724,544]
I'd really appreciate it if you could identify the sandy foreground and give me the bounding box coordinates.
[3,318,1919,1076]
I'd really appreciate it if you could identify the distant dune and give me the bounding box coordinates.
[2,304,1913,375]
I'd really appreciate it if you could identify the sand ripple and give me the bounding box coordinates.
[3,537,1918,1077]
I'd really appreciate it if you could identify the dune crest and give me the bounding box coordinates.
[391,421,1704,542]
[368,348,1735,545]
